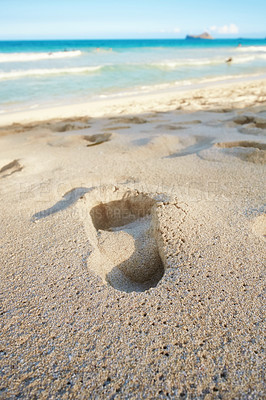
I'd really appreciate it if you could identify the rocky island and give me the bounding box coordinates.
[186,32,213,39]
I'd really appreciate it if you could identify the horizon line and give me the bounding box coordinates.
[0,36,266,42]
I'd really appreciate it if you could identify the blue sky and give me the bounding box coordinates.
[0,0,265,40]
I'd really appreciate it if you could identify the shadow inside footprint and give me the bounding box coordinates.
[84,133,112,147]
[232,115,266,129]
[0,160,23,179]
[51,122,90,132]
[213,141,266,164]
[109,116,148,125]
[90,194,165,292]
[215,141,266,150]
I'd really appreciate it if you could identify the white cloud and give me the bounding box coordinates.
[173,27,181,33]
[219,24,239,34]
[209,24,239,34]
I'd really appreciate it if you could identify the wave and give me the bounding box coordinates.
[150,54,266,69]
[236,46,266,53]
[0,66,102,80]
[232,56,257,64]
[1,53,266,82]
[0,50,82,63]
[234,54,266,63]
[151,59,225,68]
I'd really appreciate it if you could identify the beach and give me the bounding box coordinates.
[0,76,265,398]
[1,39,266,116]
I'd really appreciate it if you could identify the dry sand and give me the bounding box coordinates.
[0,80,265,399]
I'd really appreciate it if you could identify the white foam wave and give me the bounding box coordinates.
[233,56,255,63]
[0,50,82,63]
[234,54,266,63]
[236,46,266,53]
[152,59,222,68]
[151,54,266,69]
[0,66,102,80]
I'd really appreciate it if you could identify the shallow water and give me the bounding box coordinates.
[0,38,266,113]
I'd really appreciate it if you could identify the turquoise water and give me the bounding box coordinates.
[0,39,266,113]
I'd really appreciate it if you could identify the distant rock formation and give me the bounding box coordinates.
[186,32,213,40]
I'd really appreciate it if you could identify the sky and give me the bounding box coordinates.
[0,0,265,40]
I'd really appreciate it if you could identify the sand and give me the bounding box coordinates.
[0,79,265,399]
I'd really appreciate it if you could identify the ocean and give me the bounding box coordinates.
[0,39,266,114]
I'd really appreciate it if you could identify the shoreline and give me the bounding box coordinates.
[1,78,266,127]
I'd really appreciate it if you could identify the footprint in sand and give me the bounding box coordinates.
[233,115,266,128]
[238,125,265,136]
[232,115,266,136]
[214,141,266,164]
[50,119,91,133]
[104,125,130,131]
[233,115,255,126]
[155,124,186,131]
[215,141,266,150]
[0,118,91,137]
[179,120,202,125]
[84,133,112,147]
[109,116,148,125]
[78,187,169,293]
[0,160,23,179]
[48,132,112,148]
[51,122,90,133]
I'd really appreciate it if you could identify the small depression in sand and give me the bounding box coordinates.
[84,133,112,147]
[231,115,266,136]
[89,193,165,293]
[213,141,266,164]
[233,115,266,129]
[0,159,23,178]
[215,141,266,150]
[48,132,112,148]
